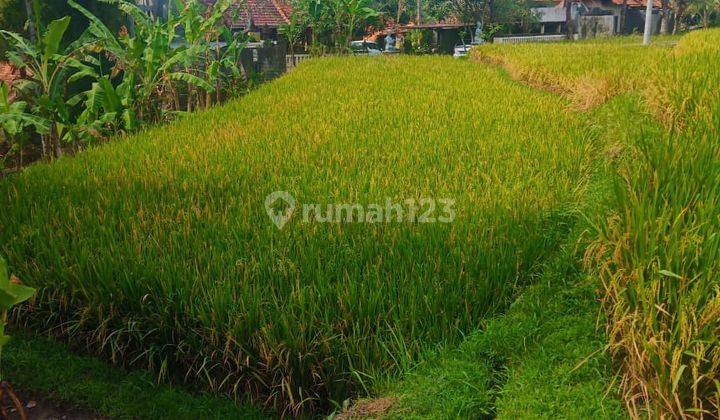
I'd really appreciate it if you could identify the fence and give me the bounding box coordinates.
[286,54,312,70]
[494,34,569,44]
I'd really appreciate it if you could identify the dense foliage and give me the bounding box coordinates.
[0,0,246,168]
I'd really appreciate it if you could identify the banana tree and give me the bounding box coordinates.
[63,75,126,144]
[327,0,378,52]
[70,0,214,123]
[279,12,306,63]
[296,0,333,52]
[0,83,50,169]
[206,27,246,105]
[0,16,97,159]
[344,0,378,49]
[173,0,234,110]
[0,256,35,418]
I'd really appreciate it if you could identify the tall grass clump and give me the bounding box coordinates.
[0,57,596,413]
[587,30,720,417]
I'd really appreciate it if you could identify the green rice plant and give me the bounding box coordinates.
[586,30,720,417]
[0,56,596,413]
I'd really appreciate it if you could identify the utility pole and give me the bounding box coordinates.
[564,0,573,39]
[396,0,403,49]
[643,0,653,44]
[417,0,421,24]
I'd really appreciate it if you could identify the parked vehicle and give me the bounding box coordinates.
[453,44,473,58]
[350,41,382,56]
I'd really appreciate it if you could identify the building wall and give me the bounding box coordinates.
[580,15,617,36]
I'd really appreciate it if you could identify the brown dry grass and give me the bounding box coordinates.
[335,397,397,419]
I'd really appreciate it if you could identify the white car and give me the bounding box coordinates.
[350,41,382,56]
[453,44,473,58]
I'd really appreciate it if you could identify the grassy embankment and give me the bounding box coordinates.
[3,334,265,419]
[474,35,678,109]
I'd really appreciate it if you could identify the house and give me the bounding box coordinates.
[224,0,292,40]
[365,18,469,54]
[531,0,662,37]
[136,0,293,40]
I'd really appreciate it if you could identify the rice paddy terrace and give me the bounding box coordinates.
[2,30,719,418]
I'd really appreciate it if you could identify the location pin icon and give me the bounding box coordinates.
[264,191,296,229]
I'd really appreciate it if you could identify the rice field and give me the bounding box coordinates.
[0,56,596,413]
[473,36,679,109]
[4,30,719,418]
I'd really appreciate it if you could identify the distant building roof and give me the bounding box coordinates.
[552,0,662,9]
[0,61,19,94]
[206,0,292,30]
[0,61,20,101]
[537,0,662,22]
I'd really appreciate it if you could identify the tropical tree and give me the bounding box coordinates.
[295,0,333,51]
[673,0,690,32]
[0,83,49,169]
[688,0,720,27]
[343,0,379,47]
[69,0,214,123]
[174,0,235,110]
[206,26,246,104]
[1,15,96,158]
[279,11,307,61]
[293,0,377,53]
[1,0,246,166]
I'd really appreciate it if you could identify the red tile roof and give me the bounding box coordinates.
[207,0,292,29]
[617,0,662,7]
[0,61,19,100]
[273,0,293,24]
[248,0,291,27]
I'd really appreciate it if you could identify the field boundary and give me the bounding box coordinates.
[3,334,266,419]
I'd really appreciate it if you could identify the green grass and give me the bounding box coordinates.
[2,333,265,419]
[0,56,597,413]
[370,235,626,419]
